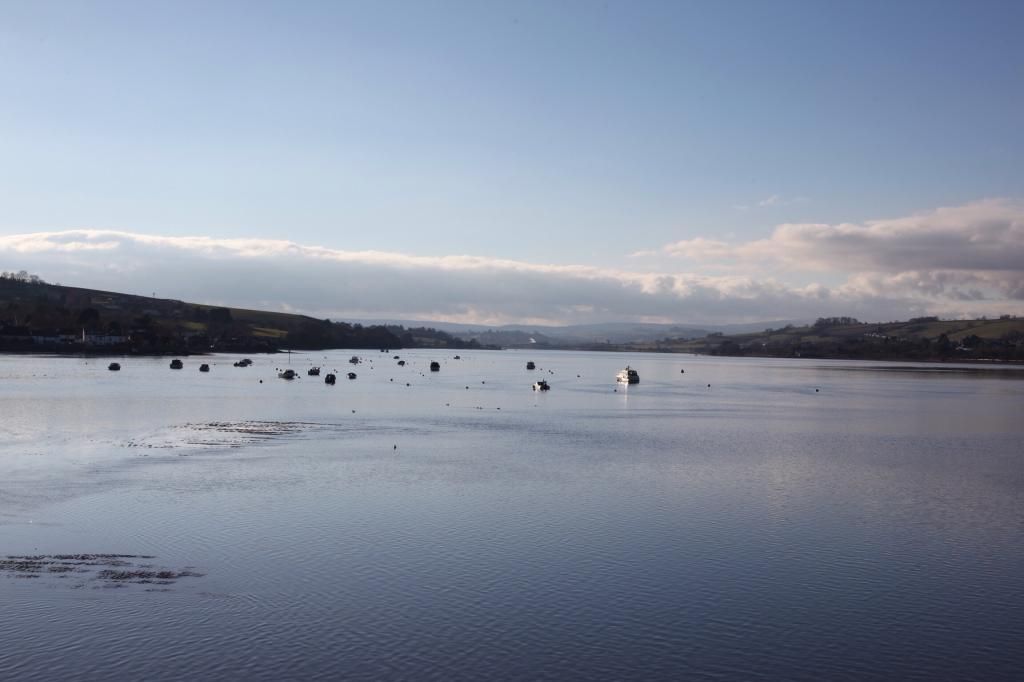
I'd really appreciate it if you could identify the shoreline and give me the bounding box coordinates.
[3,345,1022,368]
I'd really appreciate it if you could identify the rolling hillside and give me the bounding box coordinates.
[0,276,480,353]
[627,316,1024,363]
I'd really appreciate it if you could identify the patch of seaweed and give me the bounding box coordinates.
[124,420,337,451]
[1,554,203,589]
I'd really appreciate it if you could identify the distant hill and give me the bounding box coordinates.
[354,319,798,347]
[8,275,1015,362]
[622,316,1024,363]
[0,276,483,354]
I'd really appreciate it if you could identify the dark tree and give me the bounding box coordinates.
[78,308,100,327]
[209,307,233,324]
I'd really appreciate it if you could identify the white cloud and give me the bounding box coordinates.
[749,198,1023,272]
[660,237,735,261]
[734,194,808,211]
[659,198,1024,309]
[3,200,1023,325]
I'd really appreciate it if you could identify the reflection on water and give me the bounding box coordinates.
[1,351,1022,680]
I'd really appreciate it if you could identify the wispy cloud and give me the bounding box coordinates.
[757,194,808,208]
[734,194,809,211]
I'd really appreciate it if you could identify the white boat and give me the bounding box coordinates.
[616,366,639,384]
[532,380,550,391]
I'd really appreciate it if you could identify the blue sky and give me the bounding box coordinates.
[1,1,1022,323]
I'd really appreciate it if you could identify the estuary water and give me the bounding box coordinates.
[1,350,1022,681]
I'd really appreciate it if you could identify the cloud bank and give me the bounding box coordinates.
[2,199,1022,325]
[661,199,1024,313]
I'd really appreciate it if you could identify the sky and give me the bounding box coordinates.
[1,0,1022,325]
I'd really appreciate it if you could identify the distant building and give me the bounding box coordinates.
[82,333,130,346]
[76,329,130,346]
[32,331,67,345]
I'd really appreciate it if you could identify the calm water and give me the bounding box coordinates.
[1,350,1022,680]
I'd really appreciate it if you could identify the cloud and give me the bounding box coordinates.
[660,198,1024,305]
[2,200,1022,325]
[660,237,734,261]
[734,194,809,211]
[0,229,927,325]
[758,194,807,208]
[749,199,1024,273]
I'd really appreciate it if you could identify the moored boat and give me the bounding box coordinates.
[308,367,321,376]
[170,359,183,370]
[325,373,336,385]
[108,362,121,371]
[533,379,550,391]
[616,366,639,384]
[278,369,296,380]
[430,361,440,372]
[199,363,210,372]
[526,361,536,370]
